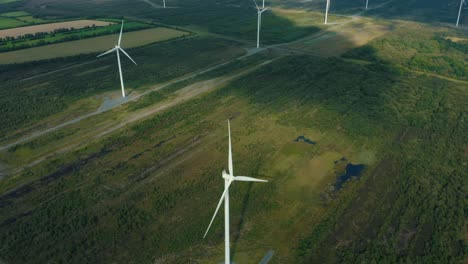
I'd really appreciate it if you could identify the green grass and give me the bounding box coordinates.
[0,0,21,3]
[0,20,151,52]
[0,1,466,263]
[0,11,29,17]
[0,36,244,141]
[0,51,465,263]
[15,16,45,23]
[0,27,188,63]
[344,21,468,80]
[0,16,26,29]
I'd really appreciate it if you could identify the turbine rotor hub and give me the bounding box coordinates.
[222,170,230,179]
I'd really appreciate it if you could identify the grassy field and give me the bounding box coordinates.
[0,36,245,143]
[0,27,188,64]
[344,20,468,80]
[0,20,152,52]
[0,0,466,263]
[0,0,20,3]
[0,19,114,38]
[0,10,47,30]
[0,16,26,29]
[0,51,465,263]
[0,11,29,17]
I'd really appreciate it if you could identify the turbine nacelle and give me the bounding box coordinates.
[222,170,231,180]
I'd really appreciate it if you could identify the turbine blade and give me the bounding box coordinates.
[252,0,260,10]
[260,7,269,13]
[203,180,233,238]
[119,47,137,65]
[228,120,233,176]
[97,47,117,58]
[118,20,124,46]
[234,176,268,182]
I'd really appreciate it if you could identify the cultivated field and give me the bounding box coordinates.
[0,27,188,64]
[0,17,25,29]
[0,19,114,38]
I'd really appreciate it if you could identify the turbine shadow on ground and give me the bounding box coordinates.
[231,182,253,261]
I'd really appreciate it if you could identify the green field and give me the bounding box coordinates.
[1,11,29,17]
[0,51,465,263]
[0,20,152,52]
[0,0,467,263]
[0,10,47,30]
[0,16,26,29]
[0,0,21,3]
[0,27,188,64]
[0,36,245,142]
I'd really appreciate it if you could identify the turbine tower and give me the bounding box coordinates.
[366,0,369,9]
[456,0,465,27]
[253,0,269,48]
[203,120,268,264]
[325,0,331,24]
[163,0,166,8]
[97,20,137,98]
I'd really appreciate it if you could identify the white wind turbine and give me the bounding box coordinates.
[203,120,268,264]
[366,0,369,9]
[97,20,137,98]
[253,0,269,48]
[456,0,465,27]
[325,0,331,24]
[163,0,166,8]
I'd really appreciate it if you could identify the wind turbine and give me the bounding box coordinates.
[97,20,137,98]
[325,0,331,24]
[203,120,268,264]
[366,0,369,9]
[456,0,465,27]
[163,0,166,8]
[253,0,268,48]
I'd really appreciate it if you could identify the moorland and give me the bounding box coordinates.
[0,0,466,263]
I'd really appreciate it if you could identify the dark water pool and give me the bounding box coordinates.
[294,135,316,145]
[335,163,366,190]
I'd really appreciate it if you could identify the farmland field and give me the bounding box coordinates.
[0,0,466,263]
[0,0,20,3]
[0,11,29,17]
[0,19,152,53]
[0,27,188,63]
[0,20,115,38]
[0,16,26,29]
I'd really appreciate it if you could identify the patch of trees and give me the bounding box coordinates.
[343,28,468,80]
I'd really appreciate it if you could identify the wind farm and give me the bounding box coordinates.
[0,0,466,264]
